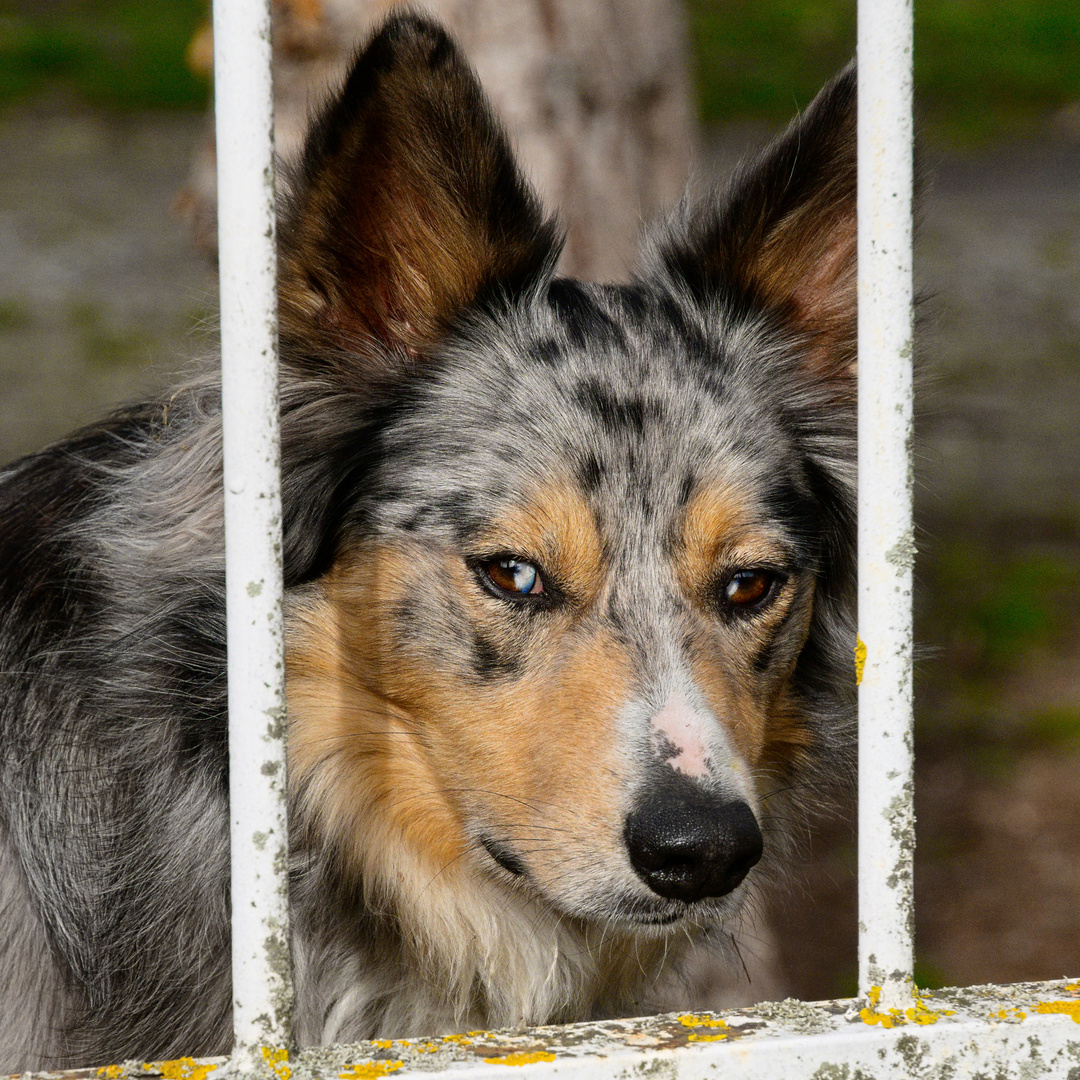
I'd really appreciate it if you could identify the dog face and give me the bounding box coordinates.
[282,15,856,939]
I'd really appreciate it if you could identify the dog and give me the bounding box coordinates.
[0,12,857,1071]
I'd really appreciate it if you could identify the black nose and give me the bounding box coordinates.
[624,778,763,904]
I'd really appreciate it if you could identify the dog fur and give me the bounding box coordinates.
[0,13,858,1071]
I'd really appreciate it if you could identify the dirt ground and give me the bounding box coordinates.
[0,95,1077,1001]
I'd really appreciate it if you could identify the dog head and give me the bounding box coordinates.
[281,14,856,937]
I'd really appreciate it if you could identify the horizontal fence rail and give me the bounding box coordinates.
[23,982,1080,1080]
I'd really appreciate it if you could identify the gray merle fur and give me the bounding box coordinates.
[0,11,859,1070]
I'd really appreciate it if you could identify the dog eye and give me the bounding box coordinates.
[480,557,545,600]
[721,569,780,611]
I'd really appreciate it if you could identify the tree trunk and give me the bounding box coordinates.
[181,0,696,281]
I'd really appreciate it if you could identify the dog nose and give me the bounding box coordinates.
[624,781,763,904]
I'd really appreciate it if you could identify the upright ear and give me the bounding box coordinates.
[278,13,560,362]
[650,64,857,378]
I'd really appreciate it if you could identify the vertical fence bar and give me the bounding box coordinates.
[857,0,916,1011]
[213,0,293,1066]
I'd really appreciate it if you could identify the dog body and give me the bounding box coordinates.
[0,15,857,1071]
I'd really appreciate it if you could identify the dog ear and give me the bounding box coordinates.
[650,64,857,380]
[278,14,559,363]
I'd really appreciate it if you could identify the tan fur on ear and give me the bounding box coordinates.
[652,63,857,380]
[278,14,559,361]
[756,205,857,377]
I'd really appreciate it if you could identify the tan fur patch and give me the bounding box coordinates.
[675,481,796,609]
[684,635,767,765]
[759,691,816,770]
[674,481,814,771]
[287,575,470,877]
[761,208,858,380]
[286,511,635,913]
[674,480,751,597]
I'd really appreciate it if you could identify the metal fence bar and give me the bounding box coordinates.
[856,0,916,1011]
[213,0,294,1065]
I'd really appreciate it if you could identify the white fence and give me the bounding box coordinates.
[856,0,915,1013]
[214,0,291,1068]
[208,0,1080,1077]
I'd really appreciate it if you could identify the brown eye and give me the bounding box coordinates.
[480,557,545,600]
[722,569,778,610]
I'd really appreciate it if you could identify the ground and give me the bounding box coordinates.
[0,94,1077,1002]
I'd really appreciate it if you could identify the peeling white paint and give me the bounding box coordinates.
[40,981,1080,1080]
[214,0,292,1064]
[856,0,916,1013]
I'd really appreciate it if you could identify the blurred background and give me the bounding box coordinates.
[0,0,1077,1003]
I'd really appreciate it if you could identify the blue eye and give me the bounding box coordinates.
[482,557,545,599]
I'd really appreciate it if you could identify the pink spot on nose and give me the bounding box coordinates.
[651,693,710,778]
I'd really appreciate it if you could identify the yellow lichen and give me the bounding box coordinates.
[677,1014,728,1029]
[1034,1000,1080,1023]
[687,1033,728,1042]
[906,998,955,1025]
[142,1059,219,1080]
[98,1067,124,1079]
[859,1004,901,1028]
[855,984,889,1023]
[482,1052,556,1066]
[371,1041,394,1050]
[338,1061,404,1080]
[262,1046,291,1080]
[441,1035,473,1046]
[854,638,867,684]
[990,1007,1027,1021]
[859,987,953,1028]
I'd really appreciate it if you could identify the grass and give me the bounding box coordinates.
[1025,706,1080,749]
[688,0,1080,143]
[915,532,1080,770]
[67,298,154,369]
[1,1,1077,144]
[688,0,856,124]
[926,543,1080,671]
[0,298,30,331]
[0,0,208,109]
